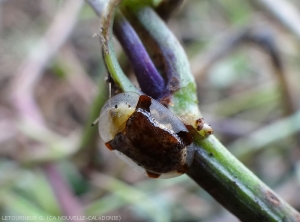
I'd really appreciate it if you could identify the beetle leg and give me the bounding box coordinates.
[105,141,115,150]
[146,171,160,178]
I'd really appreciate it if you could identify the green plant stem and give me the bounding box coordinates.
[99,0,139,93]
[188,134,300,222]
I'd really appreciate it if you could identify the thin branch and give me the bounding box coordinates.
[242,27,297,117]
[98,0,139,93]
[192,26,297,120]
[45,163,86,221]
[252,0,300,42]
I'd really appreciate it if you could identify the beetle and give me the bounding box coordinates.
[98,92,195,178]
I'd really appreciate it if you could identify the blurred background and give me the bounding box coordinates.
[1,0,300,221]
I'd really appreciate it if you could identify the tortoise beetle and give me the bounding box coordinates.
[98,92,194,178]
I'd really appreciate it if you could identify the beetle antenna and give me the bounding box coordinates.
[108,80,112,99]
[107,74,113,109]
[91,117,100,127]
[91,117,99,127]
[106,74,112,99]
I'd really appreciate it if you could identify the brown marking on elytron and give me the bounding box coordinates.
[108,95,193,176]
[135,95,151,112]
[105,141,115,150]
[195,118,204,131]
[146,171,160,178]
[177,131,193,146]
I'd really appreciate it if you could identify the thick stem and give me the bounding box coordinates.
[188,135,300,222]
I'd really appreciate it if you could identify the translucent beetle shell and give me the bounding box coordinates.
[98,92,194,178]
